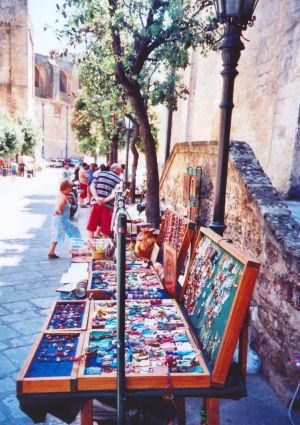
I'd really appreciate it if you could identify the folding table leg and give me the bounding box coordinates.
[81,399,93,425]
[175,397,186,425]
[201,398,220,425]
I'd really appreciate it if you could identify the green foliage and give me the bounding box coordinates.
[57,0,219,112]
[0,112,40,157]
[0,111,23,156]
[17,117,41,155]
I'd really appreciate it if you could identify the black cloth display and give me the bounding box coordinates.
[18,364,246,424]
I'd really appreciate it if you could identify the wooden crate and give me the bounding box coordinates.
[17,331,85,394]
[76,328,210,391]
[42,300,90,332]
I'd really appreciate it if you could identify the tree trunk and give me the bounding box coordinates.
[106,151,110,166]
[111,133,118,164]
[129,90,160,228]
[130,121,139,204]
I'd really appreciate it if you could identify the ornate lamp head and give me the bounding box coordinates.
[213,0,259,29]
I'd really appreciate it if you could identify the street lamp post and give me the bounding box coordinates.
[209,0,259,236]
[42,103,45,158]
[65,105,69,159]
[124,116,133,189]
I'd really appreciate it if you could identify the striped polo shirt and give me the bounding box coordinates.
[91,170,121,211]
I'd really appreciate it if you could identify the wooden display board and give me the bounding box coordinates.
[17,331,85,394]
[163,244,177,297]
[42,300,90,332]
[155,208,195,275]
[180,227,260,386]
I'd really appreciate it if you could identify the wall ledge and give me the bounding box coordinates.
[230,141,300,258]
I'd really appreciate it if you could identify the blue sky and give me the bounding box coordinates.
[28,0,65,55]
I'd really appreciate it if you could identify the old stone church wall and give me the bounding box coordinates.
[0,2,80,158]
[160,141,300,403]
[170,0,300,197]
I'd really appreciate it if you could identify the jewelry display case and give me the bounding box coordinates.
[86,269,168,300]
[17,332,85,394]
[42,300,90,332]
[89,258,151,273]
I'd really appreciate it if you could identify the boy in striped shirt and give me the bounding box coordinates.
[86,163,123,238]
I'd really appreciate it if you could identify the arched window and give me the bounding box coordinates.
[60,71,68,93]
[35,66,40,88]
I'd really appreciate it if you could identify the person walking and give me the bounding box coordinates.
[87,163,98,205]
[86,163,123,238]
[11,160,18,181]
[19,161,25,177]
[62,163,72,181]
[48,180,81,259]
[78,163,89,208]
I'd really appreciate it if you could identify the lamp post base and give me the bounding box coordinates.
[209,221,226,236]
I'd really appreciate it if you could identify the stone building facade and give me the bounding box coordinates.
[0,0,34,117]
[34,54,80,159]
[167,0,300,198]
[160,141,300,403]
[0,0,80,159]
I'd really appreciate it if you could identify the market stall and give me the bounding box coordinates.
[17,208,260,425]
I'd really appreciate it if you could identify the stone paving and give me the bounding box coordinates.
[0,168,297,425]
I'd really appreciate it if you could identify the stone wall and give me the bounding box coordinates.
[168,0,300,197]
[160,141,300,403]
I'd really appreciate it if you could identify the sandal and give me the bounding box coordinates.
[48,254,60,259]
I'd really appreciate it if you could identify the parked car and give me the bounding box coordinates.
[64,158,76,167]
[49,159,64,168]
[71,158,83,167]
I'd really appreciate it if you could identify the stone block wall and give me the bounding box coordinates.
[160,141,300,403]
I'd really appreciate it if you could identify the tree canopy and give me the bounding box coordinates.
[57,0,218,225]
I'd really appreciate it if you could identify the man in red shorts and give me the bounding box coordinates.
[87,163,123,238]
[78,163,89,208]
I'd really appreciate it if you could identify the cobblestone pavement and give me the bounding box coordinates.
[0,169,296,425]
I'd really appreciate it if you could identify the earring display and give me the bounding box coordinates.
[156,209,189,256]
[17,332,85,394]
[182,234,244,364]
[87,270,168,300]
[154,209,195,276]
[43,300,90,332]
